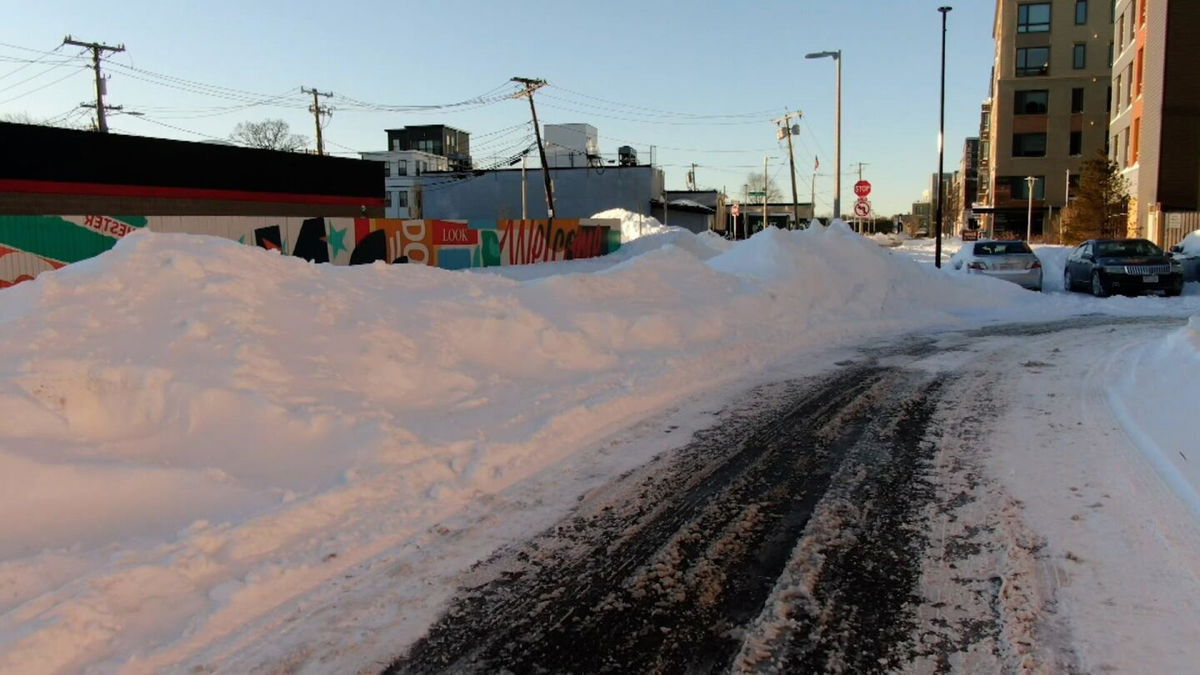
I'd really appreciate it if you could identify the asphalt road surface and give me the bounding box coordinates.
[383,317,1179,675]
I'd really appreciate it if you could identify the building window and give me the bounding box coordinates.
[1113,76,1121,112]
[1107,85,1113,113]
[1123,128,1130,166]
[385,192,394,208]
[1070,131,1083,155]
[1075,0,1088,23]
[1014,90,1049,114]
[1073,43,1087,69]
[1132,117,1141,163]
[1016,46,1051,76]
[1125,64,1133,106]
[1013,133,1048,157]
[999,176,1045,200]
[1071,87,1084,113]
[1118,14,1125,50]
[398,159,408,176]
[1017,3,1052,32]
[397,190,408,208]
[1108,41,1114,66]
[384,162,392,178]
[1136,47,1144,96]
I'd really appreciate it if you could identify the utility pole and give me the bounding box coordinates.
[63,36,124,133]
[521,153,528,219]
[762,156,769,234]
[689,163,698,191]
[774,111,802,228]
[511,77,555,218]
[850,162,871,181]
[301,87,333,155]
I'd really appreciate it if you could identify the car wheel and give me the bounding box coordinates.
[1063,269,1073,292]
[1166,281,1183,297]
[1090,271,1109,298]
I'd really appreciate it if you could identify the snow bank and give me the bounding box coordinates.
[591,207,672,243]
[0,223,1186,672]
[1179,230,1200,256]
[1108,314,1200,517]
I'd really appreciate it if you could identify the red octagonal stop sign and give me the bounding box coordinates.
[853,180,872,198]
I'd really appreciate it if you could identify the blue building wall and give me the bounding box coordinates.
[422,165,662,220]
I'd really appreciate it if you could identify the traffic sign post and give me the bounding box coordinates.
[853,180,872,198]
[853,198,872,219]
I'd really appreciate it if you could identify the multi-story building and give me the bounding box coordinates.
[362,125,472,218]
[1110,0,1200,244]
[385,125,472,171]
[359,148,448,219]
[957,138,981,229]
[980,0,1114,238]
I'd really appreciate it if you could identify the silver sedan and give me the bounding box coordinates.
[950,240,1043,291]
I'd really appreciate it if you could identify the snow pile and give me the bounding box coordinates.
[1179,230,1200,256]
[591,207,672,242]
[0,224,1183,672]
[1108,314,1200,517]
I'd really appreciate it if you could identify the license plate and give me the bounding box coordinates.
[1143,275,1158,283]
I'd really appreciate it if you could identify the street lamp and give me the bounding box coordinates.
[805,49,841,222]
[1025,175,1037,241]
[935,6,952,268]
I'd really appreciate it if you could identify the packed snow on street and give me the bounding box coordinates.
[1,213,1198,673]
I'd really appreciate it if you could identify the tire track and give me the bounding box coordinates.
[385,365,947,674]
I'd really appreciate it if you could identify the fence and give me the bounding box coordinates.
[0,215,620,288]
[1149,206,1200,250]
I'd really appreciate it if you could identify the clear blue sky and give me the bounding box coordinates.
[0,0,995,216]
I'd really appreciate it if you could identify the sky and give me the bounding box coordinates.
[0,0,998,216]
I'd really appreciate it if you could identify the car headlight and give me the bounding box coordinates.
[1102,265,1126,274]
[1170,259,1183,270]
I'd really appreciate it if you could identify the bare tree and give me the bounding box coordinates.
[230,119,309,151]
[742,172,783,202]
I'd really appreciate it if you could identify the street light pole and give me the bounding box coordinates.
[805,49,842,221]
[935,6,952,269]
[1025,175,1036,241]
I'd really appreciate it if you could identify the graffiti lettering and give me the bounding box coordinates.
[83,215,134,238]
[433,222,478,246]
[400,219,429,263]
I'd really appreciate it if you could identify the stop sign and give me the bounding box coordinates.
[853,180,872,198]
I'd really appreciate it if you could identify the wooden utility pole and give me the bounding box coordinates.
[774,111,802,228]
[62,35,124,133]
[511,77,555,218]
[762,156,769,233]
[301,87,333,155]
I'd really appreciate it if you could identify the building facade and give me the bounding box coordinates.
[1110,0,1200,244]
[359,149,449,219]
[421,164,665,221]
[544,124,600,168]
[385,125,472,171]
[982,0,1114,238]
[957,138,981,230]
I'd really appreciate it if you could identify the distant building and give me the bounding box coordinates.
[657,190,723,235]
[422,164,664,221]
[1110,0,1200,244]
[385,125,472,171]
[958,138,981,229]
[544,124,599,168]
[979,0,1114,238]
[359,149,448,218]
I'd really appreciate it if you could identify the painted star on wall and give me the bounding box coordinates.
[327,224,348,258]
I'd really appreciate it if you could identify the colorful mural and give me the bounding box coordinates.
[0,216,620,288]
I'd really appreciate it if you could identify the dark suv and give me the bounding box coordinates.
[1064,238,1184,297]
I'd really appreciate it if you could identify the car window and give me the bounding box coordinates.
[974,242,1033,255]
[1096,240,1162,257]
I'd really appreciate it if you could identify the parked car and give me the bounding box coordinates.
[1169,233,1200,283]
[950,239,1042,291]
[1064,238,1184,297]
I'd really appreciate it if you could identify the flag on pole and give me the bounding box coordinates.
[814,155,820,171]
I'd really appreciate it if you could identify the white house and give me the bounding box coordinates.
[359,148,449,218]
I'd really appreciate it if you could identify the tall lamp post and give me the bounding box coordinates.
[1025,175,1036,241]
[935,6,952,268]
[805,49,841,222]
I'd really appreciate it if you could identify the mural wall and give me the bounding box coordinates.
[0,215,620,288]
